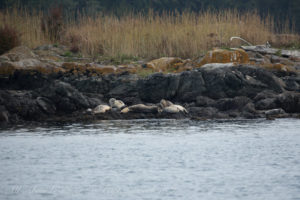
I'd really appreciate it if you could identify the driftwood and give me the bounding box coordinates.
[241,46,300,58]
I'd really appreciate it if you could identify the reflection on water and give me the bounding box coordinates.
[0,119,276,136]
[0,119,300,200]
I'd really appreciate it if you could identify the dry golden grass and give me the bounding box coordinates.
[0,8,51,48]
[1,8,299,59]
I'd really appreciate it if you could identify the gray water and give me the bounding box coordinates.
[0,119,300,200]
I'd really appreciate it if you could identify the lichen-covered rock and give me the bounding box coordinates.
[144,57,183,72]
[86,63,116,75]
[2,46,37,61]
[196,48,249,67]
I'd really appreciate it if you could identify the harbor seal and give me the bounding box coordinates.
[121,104,158,114]
[109,98,125,110]
[93,105,111,114]
[160,99,173,108]
[159,99,188,114]
[163,104,188,114]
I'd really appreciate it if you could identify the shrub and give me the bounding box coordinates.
[67,33,81,54]
[41,5,64,42]
[0,24,21,55]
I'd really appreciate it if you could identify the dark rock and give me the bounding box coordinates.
[265,108,286,116]
[39,80,90,112]
[276,92,300,113]
[108,74,139,99]
[282,76,300,92]
[122,97,143,106]
[215,96,251,111]
[0,106,9,123]
[176,71,206,102]
[253,90,277,102]
[195,96,216,107]
[36,97,56,114]
[255,98,277,110]
[9,70,50,90]
[188,107,228,118]
[138,73,180,103]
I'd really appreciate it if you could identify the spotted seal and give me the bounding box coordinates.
[109,98,126,110]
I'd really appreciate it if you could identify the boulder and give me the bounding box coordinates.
[196,48,249,67]
[138,73,180,103]
[276,92,300,113]
[195,96,216,107]
[2,46,37,61]
[176,71,206,102]
[265,108,286,116]
[188,107,227,119]
[215,96,251,111]
[255,98,277,110]
[39,80,90,112]
[86,64,116,75]
[36,97,56,114]
[143,57,183,72]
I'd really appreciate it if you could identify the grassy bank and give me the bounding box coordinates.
[1,8,299,59]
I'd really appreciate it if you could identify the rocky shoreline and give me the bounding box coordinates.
[1,45,300,124]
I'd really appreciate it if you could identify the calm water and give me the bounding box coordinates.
[0,119,300,200]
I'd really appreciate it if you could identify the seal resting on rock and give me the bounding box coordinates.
[109,98,125,110]
[159,99,188,114]
[121,104,158,114]
[160,99,173,108]
[93,105,111,114]
[163,105,188,114]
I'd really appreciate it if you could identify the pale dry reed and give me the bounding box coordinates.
[1,8,298,59]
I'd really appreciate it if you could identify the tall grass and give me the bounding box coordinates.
[1,8,298,59]
[0,8,51,48]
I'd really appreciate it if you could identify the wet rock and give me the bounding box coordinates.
[188,107,228,119]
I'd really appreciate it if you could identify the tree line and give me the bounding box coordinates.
[1,0,300,31]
